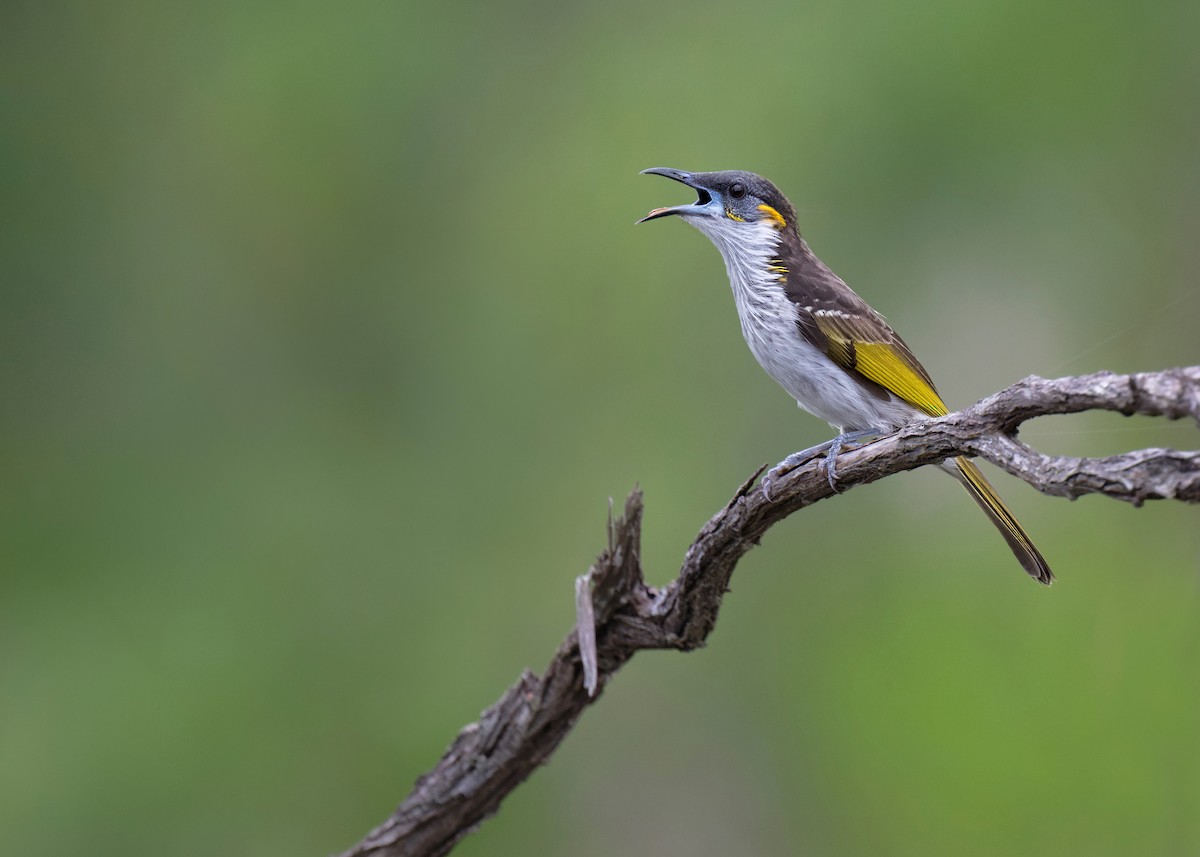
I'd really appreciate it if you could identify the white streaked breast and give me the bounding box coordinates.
[685,216,917,433]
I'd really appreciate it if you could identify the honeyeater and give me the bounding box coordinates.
[638,167,1052,585]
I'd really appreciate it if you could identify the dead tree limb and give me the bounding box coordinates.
[337,366,1200,857]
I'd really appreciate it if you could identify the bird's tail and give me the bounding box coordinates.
[948,456,1054,585]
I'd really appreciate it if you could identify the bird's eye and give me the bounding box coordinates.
[729,182,746,199]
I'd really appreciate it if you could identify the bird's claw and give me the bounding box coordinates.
[823,451,841,493]
[760,465,786,501]
[761,448,825,500]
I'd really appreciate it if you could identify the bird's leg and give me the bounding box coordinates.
[762,428,883,499]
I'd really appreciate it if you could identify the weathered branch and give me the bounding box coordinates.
[337,367,1200,857]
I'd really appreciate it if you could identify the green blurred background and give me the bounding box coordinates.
[3,2,1199,855]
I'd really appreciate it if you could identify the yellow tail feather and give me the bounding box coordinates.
[952,457,1053,585]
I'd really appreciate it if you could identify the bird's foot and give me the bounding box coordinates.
[761,429,883,499]
[762,441,835,500]
[821,429,882,491]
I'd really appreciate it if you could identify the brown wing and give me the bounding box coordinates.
[810,309,948,418]
[781,237,947,417]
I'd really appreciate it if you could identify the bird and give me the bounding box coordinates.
[638,167,1052,585]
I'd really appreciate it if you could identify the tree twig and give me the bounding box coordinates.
[336,366,1199,857]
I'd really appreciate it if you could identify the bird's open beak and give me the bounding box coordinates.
[637,167,716,223]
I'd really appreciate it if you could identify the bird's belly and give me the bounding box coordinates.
[739,314,915,433]
[718,239,918,433]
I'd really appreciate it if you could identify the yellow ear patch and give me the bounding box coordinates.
[757,204,786,229]
[725,209,745,221]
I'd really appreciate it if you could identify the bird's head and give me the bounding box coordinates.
[637,168,797,238]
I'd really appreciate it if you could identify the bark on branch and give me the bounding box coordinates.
[337,366,1200,857]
